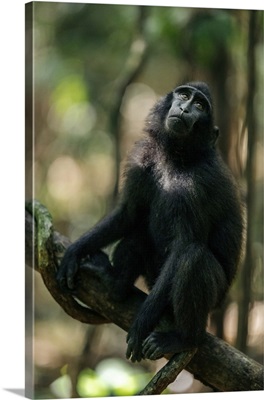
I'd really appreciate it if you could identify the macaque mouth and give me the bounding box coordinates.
[168,114,185,122]
[168,115,188,129]
[168,114,182,120]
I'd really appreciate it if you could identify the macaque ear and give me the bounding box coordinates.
[212,126,220,144]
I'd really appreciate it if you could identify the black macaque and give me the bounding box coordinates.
[57,82,244,362]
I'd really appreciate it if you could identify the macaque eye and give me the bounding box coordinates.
[178,92,189,101]
[195,101,204,111]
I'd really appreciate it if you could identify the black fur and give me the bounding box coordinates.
[57,82,244,362]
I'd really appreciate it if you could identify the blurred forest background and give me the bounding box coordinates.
[25,2,263,398]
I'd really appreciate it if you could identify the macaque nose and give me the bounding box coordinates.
[180,106,189,114]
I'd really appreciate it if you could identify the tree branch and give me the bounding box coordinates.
[25,203,263,392]
[109,6,149,201]
[25,202,109,324]
[139,349,197,395]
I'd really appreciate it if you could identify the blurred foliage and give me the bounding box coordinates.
[26,2,263,398]
[76,358,151,397]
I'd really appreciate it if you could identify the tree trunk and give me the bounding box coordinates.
[236,10,258,353]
